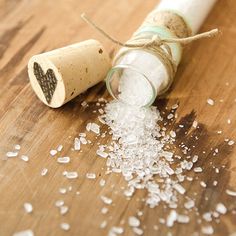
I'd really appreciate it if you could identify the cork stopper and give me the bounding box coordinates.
[28,39,111,108]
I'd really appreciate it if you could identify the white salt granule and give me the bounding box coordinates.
[101,207,109,214]
[60,223,70,231]
[24,203,33,213]
[55,200,64,207]
[207,98,214,106]
[171,104,178,109]
[167,113,174,119]
[86,173,96,179]
[166,210,177,227]
[60,206,69,215]
[41,168,48,176]
[65,171,78,179]
[59,188,67,194]
[226,189,236,196]
[21,155,29,162]
[200,181,207,188]
[96,149,108,158]
[201,225,214,235]
[192,120,198,128]
[80,136,87,145]
[100,220,107,229]
[110,227,124,234]
[228,140,235,146]
[57,145,63,152]
[90,123,100,134]
[194,167,203,173]
[216,203,227,214]
[203,212,212,222]
[173,184,186,194]
[74,138,81,150]
[129,216,140,227]
[184,200,195,209]
[132,227,143,235]
[227,119,231,124]
[177,215,190,223]
[169,131,176,138]
[99,179,106,187]
[57,156,70,164]
[6,151,18,157]
[13,230,34,236]
[101,196,112,205]
[50,149,57,156]
[15,144,21,150]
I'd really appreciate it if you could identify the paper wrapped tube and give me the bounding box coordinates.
[28,39,111,108]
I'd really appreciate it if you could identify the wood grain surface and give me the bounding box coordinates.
[0,0,236,235]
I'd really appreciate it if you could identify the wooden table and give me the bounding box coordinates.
[0,0,236,235]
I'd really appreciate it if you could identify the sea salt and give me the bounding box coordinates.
[57,145,63,152]
[100,220,107,229]
[184,200,195,209]
[99,179,106,187]
[207,98,214,106]
[60,223,70,231]
[192,120,198,128]
[41,168,48,176]
[226,189,236,196]
[24,203,33,213]
[65,171,78,179]
[228,140,235,146]
[6,151,18,157]
[57,156,70,164]
[216,203,227,214]
[74,138,81,150]
[101,207,109,214]
[21,155,29,162]
[55,200,64,207]
[129,216,140,227]
[201,225,214,235]
[50,149,57,156]
[13,230,34,236]
[101,196,112,205]
[166,210,177,227]
[194,167,203,173]
[60,206,69,215]
[86,173,96,179]
[177,215,190,223]
[132,227,143,235]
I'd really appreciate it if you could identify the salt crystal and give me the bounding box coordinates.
[24,203,33,213]
[60,206,69,215]
[177,215,190,223]
[86,173,96,179]
[21,155,29,162]
[171,104,178,109]
[90,123,100,134]
[227,119,231,124]
[59,188,67,194]
[100,220,107,229]
[60,223,70,231]
[192,120,198,128]
[203,212,212,222]
[173,184,186,194]
[132,227,143,235]
[74,138,81,150]
[200,181,207,188]
[13,230,34,236]
[170,131,176,138]
[167,113,174,119]
[213,181,218,186]
[41,168,48,176]
[57,156,70,164]
[101,207,109,214]
[55,200,64,207]
[57,145,63,152]
[201,225,214,235]
[99,179,106,187]
[86,122,91,131]
[228,140,235,146]
[226,189,236,196]
[96,149,108,158]
[194,167,203,173]
[110,227,124,234]
[6,151,18,157]
[80,137,87,145]
[184,200,195,209]
[166,210,177,227]
[101,196,112,205]
[129,216,140,227]
[15,144,21,150]
[216,203,227,214]
[81,101,88,107]
[207,98,214,106]
[65,171,78,179]
[50,149,57,156]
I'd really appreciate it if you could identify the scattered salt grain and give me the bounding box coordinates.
[203,212,212,222]
[41,168,48,176]
[171,104,178,109]
[228,140,235,146]
[81,101,88,107]
[60,206,69,215]
[226,189,236,196]
[184,200,195,209]
[50,149,57,156]
[21,155,29,162]
[100,220,107,229]
[110,227,124,234]
[6,151,18,157]
[57,156,70,164]
[167,114,174,120]
[57,145,63,152]
[101,207,109,214]
[90,123,100,134]
[166,210,177,227]
[99,179,106,187]
[170,131,176,138]
[177,215,190,223]
[65,171,78,179]
[59,188,67,194]
[207,98,214,106]
[200,181,207,188]
[173,184,186,195]
[60,223,70,231]
[24,203,33,213]
[201,225,214,235]
[15,144,21,150]
[74,138,81,150]
[101,196,112,205]
[80,137,87,145]
[55,200,64,207]
[129,216,140,227]
[216,203,227,214]
[227,119,231,124]
[192,120,198,128]
[13,230,34,236]
[132,227,143,235]
[194,167,203,173]
[96,149,108,158]
[86,173,96,179]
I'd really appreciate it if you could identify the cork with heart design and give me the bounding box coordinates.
[28,40,111,108]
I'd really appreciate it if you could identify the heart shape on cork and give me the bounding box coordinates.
[33,62,57,104]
